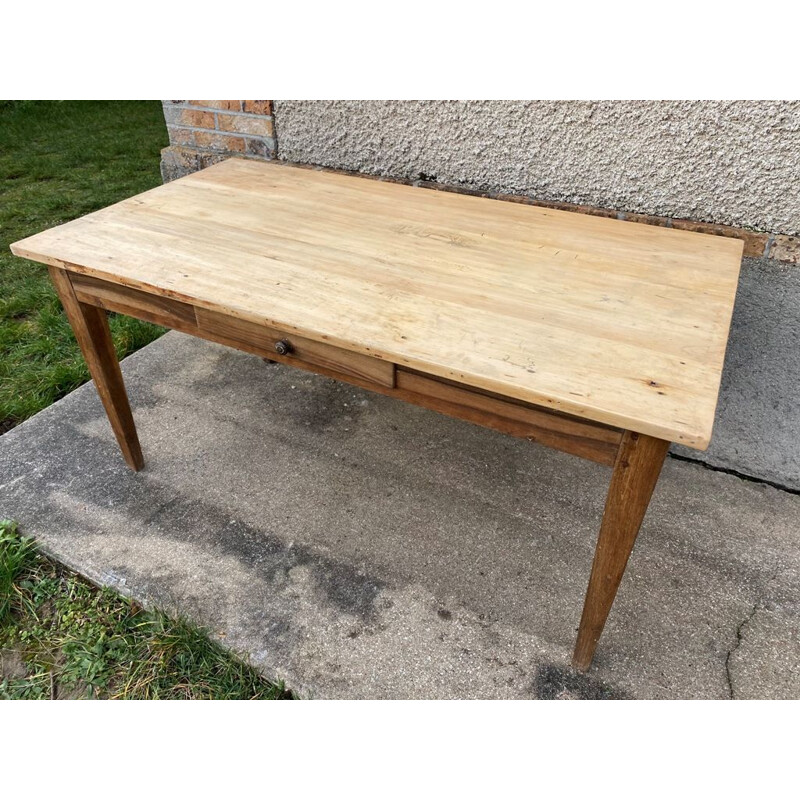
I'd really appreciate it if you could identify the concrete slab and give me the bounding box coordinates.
[1,332,798,699]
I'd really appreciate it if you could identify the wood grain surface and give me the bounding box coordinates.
[12,159,743,448]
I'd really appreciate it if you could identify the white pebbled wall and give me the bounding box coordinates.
[274,100,800,236]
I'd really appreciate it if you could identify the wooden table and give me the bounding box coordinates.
[10,158,743,670]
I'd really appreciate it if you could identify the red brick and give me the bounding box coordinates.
[569,203,618,219]
[161,146,230,181]
[245,138,275,159]
[533,198,618,219]
[242,100,273,115]
[193,131,246,153]
[188,100,242,111]
[352,171,382,181]
[495,193,532,204]
[421,181,490,198]
[167,126,195,146]
[770,235,800,264]
[672,219,767,258]
[377,175,409,185]
[217,114,274,137]
[622,211,672,227]
[174,108,215,129]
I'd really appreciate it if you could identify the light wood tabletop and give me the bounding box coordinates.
[11,157,745,672]
[11,158,743,449]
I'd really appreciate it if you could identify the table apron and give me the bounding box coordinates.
[68,269,622,466]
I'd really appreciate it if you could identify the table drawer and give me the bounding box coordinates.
[195,307,395,388]
[70,272,198,329]
[70,271,395,389]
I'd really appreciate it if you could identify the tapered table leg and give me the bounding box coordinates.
[49,266,144,471]
[572,430,669,671]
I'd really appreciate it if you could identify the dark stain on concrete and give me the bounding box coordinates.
[305,556,384,619]
[10,422,388,624]
[532,664,630,700]
[150,496,386,622]
[163,353,368,441]
[292,375,369,433]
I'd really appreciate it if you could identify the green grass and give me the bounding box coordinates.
[0,101,169,430]
[0,521,288,699]
[0,103,289,699]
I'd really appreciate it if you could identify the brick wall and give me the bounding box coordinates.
[161,101,276,180]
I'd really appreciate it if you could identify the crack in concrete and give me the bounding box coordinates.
[669,453,800,497]
[724,565,782,699]
[725,602,759,699]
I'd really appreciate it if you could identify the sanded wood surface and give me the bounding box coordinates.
[12,158,743,448]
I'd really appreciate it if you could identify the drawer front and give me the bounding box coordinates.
[195,307,395,388]
[70,272,198,330]
[395,369,621,465]
[69,271,395,389]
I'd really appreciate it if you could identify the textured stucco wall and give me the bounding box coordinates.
[275,100,800,236]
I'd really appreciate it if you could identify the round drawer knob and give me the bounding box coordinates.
[274,339,293,356]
